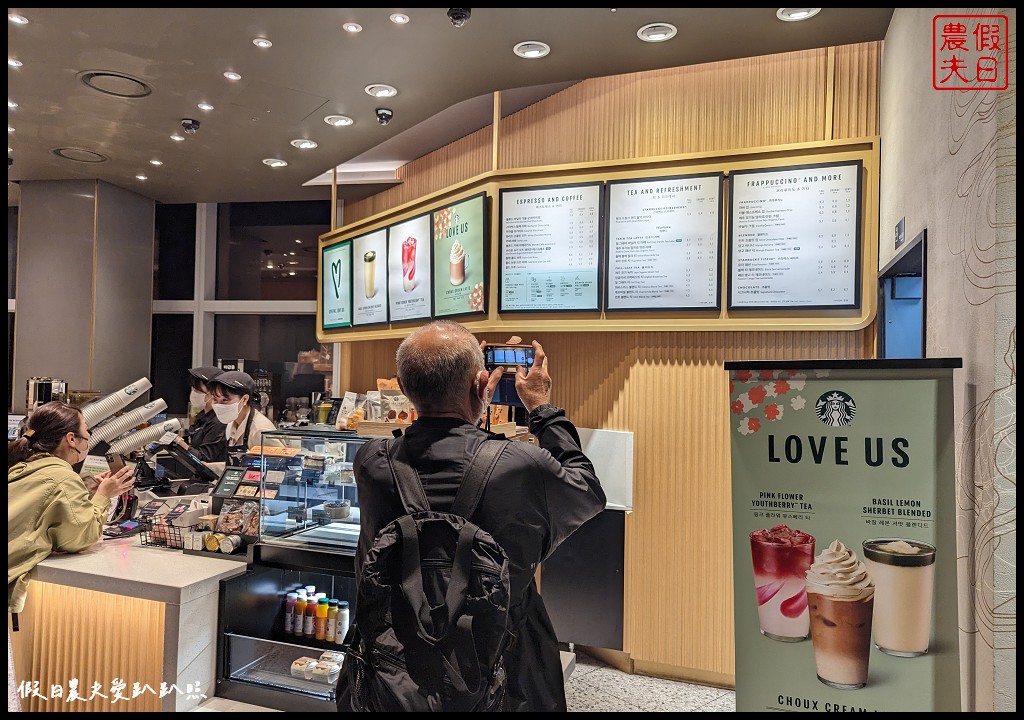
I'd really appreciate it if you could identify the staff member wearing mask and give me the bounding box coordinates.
[207,371,279,470]
[176,366,227,463]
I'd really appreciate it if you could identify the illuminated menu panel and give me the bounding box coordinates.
[352,229,388,326]
[499,182,603,312]
[387,213,433,322]
[431,192,488,319]
[321,240,352,330]
[728,161,862,310]
[605,173,722,310]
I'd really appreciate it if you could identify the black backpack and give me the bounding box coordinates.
[339,435,514,712]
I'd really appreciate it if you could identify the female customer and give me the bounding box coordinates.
[8,401,136,710]
[206,370,279,470]
[177,365,227,462]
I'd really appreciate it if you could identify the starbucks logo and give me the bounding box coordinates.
[125,385,138,396]
[815,390,856,427]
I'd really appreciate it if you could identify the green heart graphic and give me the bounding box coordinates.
[331,259,342,299]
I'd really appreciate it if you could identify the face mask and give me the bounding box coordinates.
[74,435,89,464]
[189,390,207,409]
[213,401,241,424]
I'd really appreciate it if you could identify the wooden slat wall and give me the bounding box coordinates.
[337,42,883,682]
[11,582,164,712]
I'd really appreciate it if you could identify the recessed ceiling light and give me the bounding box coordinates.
[198,102,214,111]
[324,114,354,127]
[135,174,148,181]
[252,37,273,49]
[288,271,296,276]
[776,8,821,22]
[8,13,29,25]
[295,239,302,244]
[637,22,677,42]
[513,41,551,59]
[390,13,409,24]
[342,22,362,33]
[223,71,242,81]
[7,101,17,109]
[150,159,163,166]
[170,134,185,142]
[364,83,397,98]
[8,59,23,68]
[8,127,14,133]
[262,158,288,168]
[290,139,318,150]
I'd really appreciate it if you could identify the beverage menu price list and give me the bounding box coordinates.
[729,161,861,309]
[499,183,602,312]
[606,174,722,310]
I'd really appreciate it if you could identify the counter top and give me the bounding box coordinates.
[33,535,247,605]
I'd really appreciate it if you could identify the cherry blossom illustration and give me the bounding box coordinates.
[730,368,823,434]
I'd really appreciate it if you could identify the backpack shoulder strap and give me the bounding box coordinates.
[382,436,430,514]
[451,438,510,520]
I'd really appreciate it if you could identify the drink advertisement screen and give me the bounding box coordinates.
[352,228,388,327]
[431,192,487,319]
[728,161,862,310]
[321,240,352,330]
[498,182,603,312]
[727,359,961,712]
[387,213,433,323]
[605,173,722,310]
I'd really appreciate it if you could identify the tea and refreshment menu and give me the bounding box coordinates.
[321,240,352,330]
[605,173,722,310]
[499,182,602,312]
[387,213,433,322]
[352,229,388,326]
[432,193,487,318]
[729,161,861,309]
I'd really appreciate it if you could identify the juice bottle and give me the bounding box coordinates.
[294,593,308,636]
[284,592,298,634]
[315,598,329,640]
[336,600,350,645]
[326,599,339,642]
[303,595,317,638]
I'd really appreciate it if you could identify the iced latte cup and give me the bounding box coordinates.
[862,538,936,657]
[749,524,815,641]
[363,250,377,298]
[806,540,875,689]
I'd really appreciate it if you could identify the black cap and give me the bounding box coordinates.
[208,370,257,397]
[187,366,223,383]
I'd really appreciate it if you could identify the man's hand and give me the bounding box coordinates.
[480,336,521,406]
[515,340,552,412]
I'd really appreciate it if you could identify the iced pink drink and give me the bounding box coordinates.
[750,524,815,641]
[402,236,416,292]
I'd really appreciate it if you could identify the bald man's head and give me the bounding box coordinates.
[396,321,485,417]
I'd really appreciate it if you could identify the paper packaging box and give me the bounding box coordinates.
[196,514,220,531]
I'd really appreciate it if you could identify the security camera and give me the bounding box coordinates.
[447,8,471,27]
[375,108,393,126]
[180,118,200,135]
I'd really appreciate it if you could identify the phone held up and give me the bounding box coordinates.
[482,343,535,373]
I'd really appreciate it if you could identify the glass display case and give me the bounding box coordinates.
[257,428,371,552]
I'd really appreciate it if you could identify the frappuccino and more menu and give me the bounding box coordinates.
[605,174,722,310]
[727,360,961,712]
[728,161,861,310]
[498,183,602,312]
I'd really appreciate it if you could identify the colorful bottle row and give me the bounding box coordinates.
[284,588,350,644]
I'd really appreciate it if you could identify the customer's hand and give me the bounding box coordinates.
[480,335,522,406]
[93,465,136,500]
[515,340,552,412]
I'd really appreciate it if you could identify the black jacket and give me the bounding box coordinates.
[184,408,227,463]
[352,405,605,711]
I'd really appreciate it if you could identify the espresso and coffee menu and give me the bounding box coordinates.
[605,173,722,310]
[387,213,433,322]
[351,228,388,326]
[728,161,862,310]
[498,182,602,312]
[431,192,487,318]
[321,240,352,330]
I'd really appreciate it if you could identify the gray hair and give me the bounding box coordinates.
[396,321,483,413]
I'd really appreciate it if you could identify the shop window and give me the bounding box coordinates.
[215,201,328,301]
[150,315,194,416]
[154,204,197,300]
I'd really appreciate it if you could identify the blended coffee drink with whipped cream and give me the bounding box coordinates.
[449,239,466,286]
[862,538,936,657]
[805,540,875,689]
[749,524,815,641]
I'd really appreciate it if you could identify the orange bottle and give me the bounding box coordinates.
[315,598,329,640]
[294,593,308,636]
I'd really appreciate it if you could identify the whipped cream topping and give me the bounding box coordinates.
[805,539,874,600]
[450,239,464,263]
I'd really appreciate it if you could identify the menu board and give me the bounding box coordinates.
[387,213,433,322]
[352,229,388,326]
[499,182,602,312]
[605,173,722,310]
[432,192,488,318]
[321,240,352,330]
[729,161,862,310]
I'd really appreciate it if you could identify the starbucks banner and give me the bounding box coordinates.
[726,359,962,712]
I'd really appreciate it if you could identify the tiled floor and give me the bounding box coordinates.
[566,649,736,713]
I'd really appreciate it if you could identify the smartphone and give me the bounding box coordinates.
[105,452,126,473]
[483,344,535,372]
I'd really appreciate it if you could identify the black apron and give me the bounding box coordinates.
[226,409,256,466]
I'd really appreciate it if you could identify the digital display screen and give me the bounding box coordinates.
[484,345,535,368]
[213,467,245,498]
[321,240,353,330]
[431,192,488,319]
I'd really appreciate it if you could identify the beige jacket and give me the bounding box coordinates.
[7,455,111,613]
